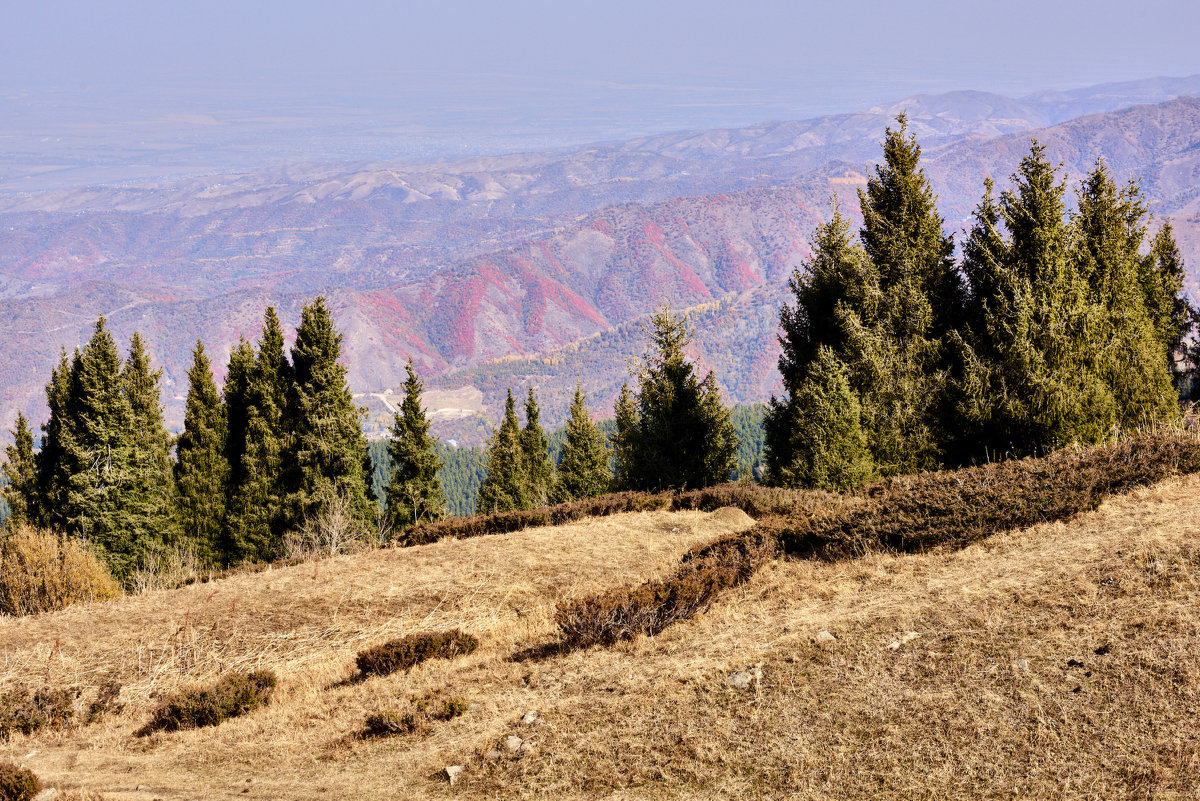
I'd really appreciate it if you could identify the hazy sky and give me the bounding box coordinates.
[6,0,1200,96]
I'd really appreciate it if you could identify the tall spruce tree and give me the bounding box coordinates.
[36,349,76,531]
[611,382,640,491]
[957,143,1116,455]
[476,390,530,513]
[2,412,37,527]
[284,297,374,532]
[620,307,736,491]
[1072,161,1177,428]
[385,360,446,530]
[225,309,293,563]
[520,388,554,507]
[1141,220,1194,388]
[121,332,180,550]
[174,341,229,565]
[551,384,611,503]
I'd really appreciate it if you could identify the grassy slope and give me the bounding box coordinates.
[4,477,1200,798]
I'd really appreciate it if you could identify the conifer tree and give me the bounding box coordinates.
[2,412,37,527]
[551,384,612,503]
[121,332,180,550]
[385,360,446,530]
[174,341,229,565]
[520,388,554,507]
[620,307,736,491]
[36,349,76,531]
[477,390,530,513]
[610,382,640,490]
[1072,161,1176,428]
[768,347,873,490]
[225,309,294,563]
[957,143,1116,455]
[284,297,374,532]
[1141,221,1194,385]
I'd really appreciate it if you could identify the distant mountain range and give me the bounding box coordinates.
[2,75,1199,443]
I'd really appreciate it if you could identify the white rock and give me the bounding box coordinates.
[727,671,754,689]
[485,749,502,761]
[444,765,464,786]
[815,630,836,648]
[521,710,538,725]
[1016,658,1031,673]
[518,741,535,756]
[33,791,59,801]
[505,734,524,752]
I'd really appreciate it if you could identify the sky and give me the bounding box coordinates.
[5,0,1200,94]
[2,0,1200,190]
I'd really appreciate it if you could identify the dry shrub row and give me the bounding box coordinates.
[0,763,41,801]
[400,492,674,546]
[0,686,79,741]
[136,669,277,737]
[355,630,480,678]
[555,531,778,650]
[361,695,469,738]
[778,430,1200,558]
[0,526,122,616]
[554,430,1200,652]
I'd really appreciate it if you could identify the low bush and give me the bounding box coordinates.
[356,630,479,678]
[778,430,1200,558]
[0,685,79,741]
[136,669,276,736]
[0,763,41,801]
[556,530,777,650]
[0,525,122,616]
[362,695,469,738]
[85,680,123,724]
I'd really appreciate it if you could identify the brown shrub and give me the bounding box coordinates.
[399,492,672,546]
[555,531,777,650]
[361,695,469,738]
[670,482,838,518]
[85,680,123,724]
[355,630,480,678]
[0,526,122,616]
[136,669,276,736]
[777,430,1200,558]
[0,763,41,801]
[0,685,79,741]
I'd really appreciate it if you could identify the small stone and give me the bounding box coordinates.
[504,734,524,752]
[445,765,465,786]
[517,741,535,756]
[485,750,502,761]
[521,710,538,725]
[34,791,59,801]
[815,630,836,648]
[1015,658,1030,673]
[888,631,920,650]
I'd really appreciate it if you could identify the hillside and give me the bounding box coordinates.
[4,81,1200,438]
[3,473,1200,798]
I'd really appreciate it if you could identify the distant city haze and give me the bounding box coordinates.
[3,0,1200,191]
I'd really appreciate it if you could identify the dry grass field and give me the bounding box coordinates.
[3,476,1200,799]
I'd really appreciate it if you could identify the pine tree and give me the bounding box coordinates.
[610,382,640,490]
[551,384,611,503]
[174,341,229,565]
[520,388,554,507]
[621,307,736,491]
[121,332,180,551]
[2,412,37,527]
[1141,221,1194,387]
[768,347,873,490]
[477,390,530,513]
[957,143,1116,455]
[225,309,293,563]
[36,349,76,531]
[1072,161,1176,429]
[284,297,374,533]
[385,360,446,530]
